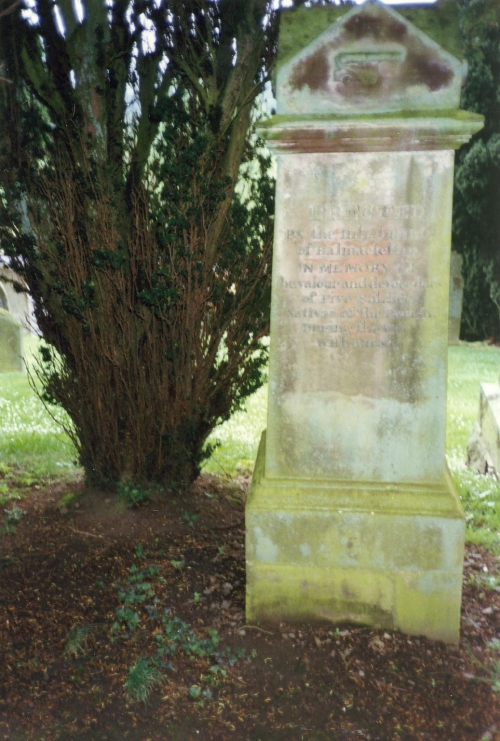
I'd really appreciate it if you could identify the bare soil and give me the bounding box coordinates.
[0,473,499,741]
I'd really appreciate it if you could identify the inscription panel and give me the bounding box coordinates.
[282,203,430,353]
[266,150,453,482]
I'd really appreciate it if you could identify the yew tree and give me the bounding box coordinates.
[453,0,500,340]
[0,0,280,490]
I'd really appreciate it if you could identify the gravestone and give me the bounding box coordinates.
[448,252,464,344]
[477,373,500,474]
[0,309,23,373]
[246,0,483,644]
[467,369,500,477]
[0,266,32,335]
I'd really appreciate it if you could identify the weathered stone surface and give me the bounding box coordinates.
[0,309,23,373]
[277,1,467,116]
[448,251,463,345]
[467,422,495,476]
[265,148,454,484]
[246,0,483,644]
[247,435,464,643]
[0,267,32,334]
[467,381,500,477]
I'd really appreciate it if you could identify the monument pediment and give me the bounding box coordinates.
[277,0,466,115]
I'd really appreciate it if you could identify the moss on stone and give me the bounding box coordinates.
[258,109,484,130]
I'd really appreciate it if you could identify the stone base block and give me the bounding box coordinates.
[246,433,465,644]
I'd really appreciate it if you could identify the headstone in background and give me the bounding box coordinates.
[0,267,32,335]
[246,1,483,644]
[0,309,23,372]
[467,368,500,477]
[448,252,464,344]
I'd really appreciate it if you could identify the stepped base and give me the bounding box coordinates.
[245,432,465,644]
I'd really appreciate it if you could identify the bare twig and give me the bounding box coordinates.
[241,625,274,635]
[69,527,105,540]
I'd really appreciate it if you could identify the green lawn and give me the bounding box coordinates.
[446,343,500,551]
[0,335,77,478]
[1,339,500,549]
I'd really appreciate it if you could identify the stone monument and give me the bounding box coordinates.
[246,0,483,644]
[0,309,23,373]
[467,369,500,477]
[0,266,32,335]
[448,252,464,345]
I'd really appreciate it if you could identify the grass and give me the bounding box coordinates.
[446,344,500,552]
[64,624,94,659]
[124,657,163,703]
[203,384,267,476]
[0,335,77,479]
[1,338,500,550]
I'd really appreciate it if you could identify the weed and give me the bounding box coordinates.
[4,506,25,524]
[113,607,141,634]
[0,489,21,508]
[112,563,162,636]
[125,657,162,703]
[64,624,94,658]
[2,505,26,534]
[181,510,199,528]
[170,559,185,570]
[466,641,500,693]
[468,573,500,591]
[154,614,220,662]
[128,564,160,581]
[116,480,152,508]
[57,492,77,509]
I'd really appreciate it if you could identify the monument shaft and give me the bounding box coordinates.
[268,150,453,484]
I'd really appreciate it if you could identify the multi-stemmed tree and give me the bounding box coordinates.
[0,0,279,490]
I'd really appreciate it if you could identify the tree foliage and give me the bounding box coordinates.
[0,0,283,489]
[453,0,500,340]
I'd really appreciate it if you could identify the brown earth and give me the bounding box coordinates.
[0,472,499,741]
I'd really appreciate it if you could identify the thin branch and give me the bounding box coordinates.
[0,0,20,19]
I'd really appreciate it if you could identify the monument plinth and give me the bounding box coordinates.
[245,1,483,643]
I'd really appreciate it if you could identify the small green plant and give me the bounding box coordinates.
[466,641,500,693]
[181,510,199,528]
[116,480,152,509]
[57,492,77,509]
[170,559,185,570]
[125,657,163,703]
[64,624,94,658]
[0,489,21,508]
[113,607,141,634]
[469,573,500,591]
[2,505,26,534]
[201,665,227,688]
[112,563,161,636]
